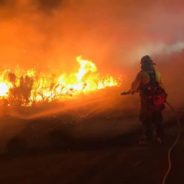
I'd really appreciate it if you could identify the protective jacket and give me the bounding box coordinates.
[131,69,162,94]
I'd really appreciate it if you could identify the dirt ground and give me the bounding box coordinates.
[0,116,183,184]
[0,93,183,184]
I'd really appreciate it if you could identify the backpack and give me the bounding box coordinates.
[141,71,167,111]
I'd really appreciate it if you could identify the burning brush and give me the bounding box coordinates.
[0,56,119,107]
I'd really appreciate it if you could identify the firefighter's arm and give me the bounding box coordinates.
[121,72,142,95]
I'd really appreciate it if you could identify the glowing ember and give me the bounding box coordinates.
[0,56,119,106]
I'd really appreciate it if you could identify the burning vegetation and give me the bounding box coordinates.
[0,56,119,107]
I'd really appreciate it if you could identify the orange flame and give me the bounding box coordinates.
[0,56,119,106]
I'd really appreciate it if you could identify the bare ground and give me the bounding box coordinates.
[0,92,183,184]
[0,114,183,184]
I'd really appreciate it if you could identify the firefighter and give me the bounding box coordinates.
[129,55,166,144]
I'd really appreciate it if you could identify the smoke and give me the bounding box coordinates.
[0,1,180,62]
[0,0,183,105]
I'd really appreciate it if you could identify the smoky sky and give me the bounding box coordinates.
[0,0,64,10]
[0,0,183,102]
[37,0,63,11]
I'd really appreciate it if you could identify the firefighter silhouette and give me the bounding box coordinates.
[129,55,167,144]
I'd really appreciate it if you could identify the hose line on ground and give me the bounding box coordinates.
[161,102,182,184]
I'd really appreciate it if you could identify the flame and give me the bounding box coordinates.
[0,70,12,98]
[76,56,97,81]
[0,56,119,106]
[0,82,10,97]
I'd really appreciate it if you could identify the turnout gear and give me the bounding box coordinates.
[141,70,167,112]
[131,69,162,94]
[130,56,166,143]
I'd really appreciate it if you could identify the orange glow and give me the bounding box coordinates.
[0,56,119,106]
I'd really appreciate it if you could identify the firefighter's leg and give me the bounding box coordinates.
[140,112,153,141]
[139,96,153,142]
[142,119,153,141]
[153,111,164,142]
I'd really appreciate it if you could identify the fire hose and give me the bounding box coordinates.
[161,102,182,184]
[121,92,182,184]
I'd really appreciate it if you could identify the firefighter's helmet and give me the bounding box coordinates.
[140,55,156,65]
